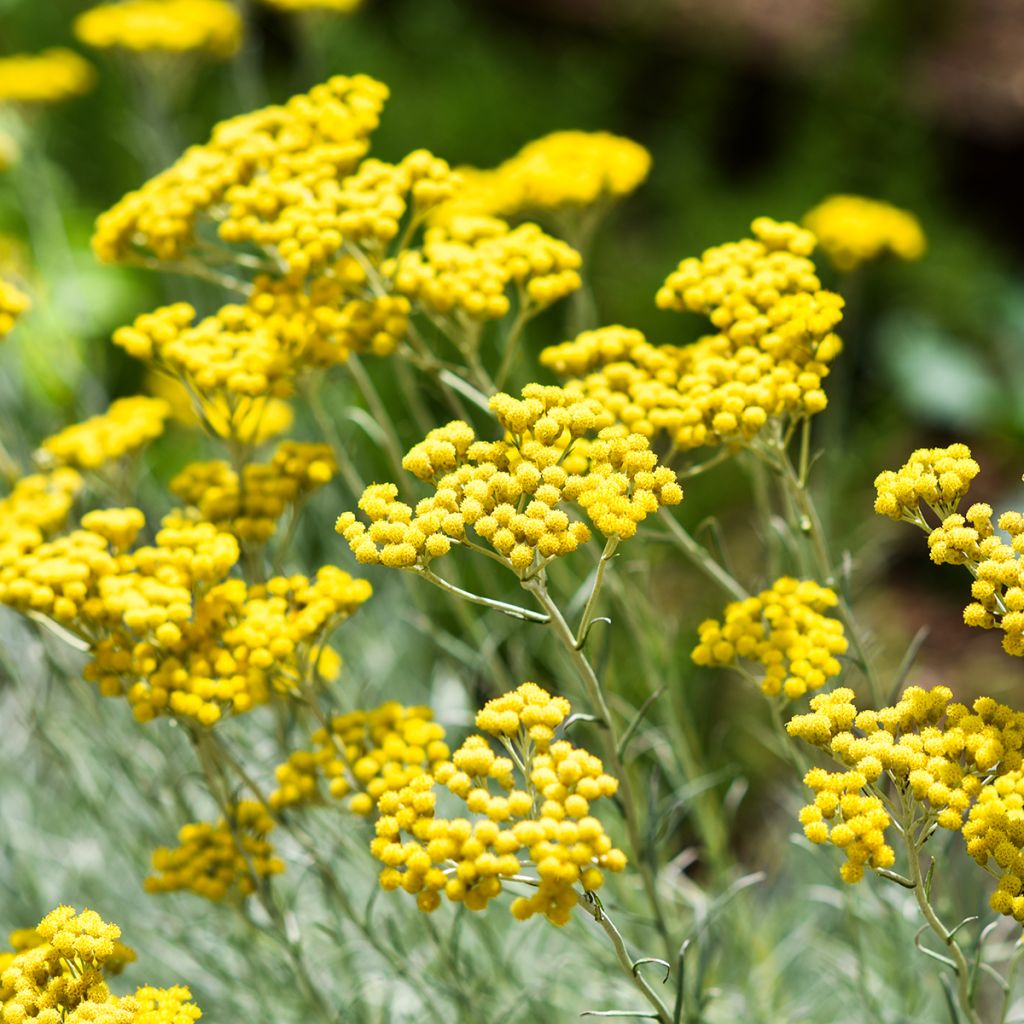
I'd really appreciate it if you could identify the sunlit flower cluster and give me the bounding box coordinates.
[171,441,336,543]
[92,74,388,267]
[802,194,926,272]
[38,396,170,471]
[0,469,82,563]
[270,701,450,813]
[393,215,581,322]
[543,220,843,450]
[146,801,284,901]
[438,130,650,223]
[337,384,681,574]
[964,770,1024,923]
[0,49,95,106]
[0,503,370,725]
[873,443,979,522]
[371,683,626,925]
[789,686,1024,882]
[0,906,200,1024]
[692,577,848,698]
[0,279,30,339]
[74,0,243,59]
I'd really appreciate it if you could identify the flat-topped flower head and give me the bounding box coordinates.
[75,0,243,59]
[0,50,95,106]
[370,682,625,925]
[803,195,926,272]
[336,383,681,577]
[873,443,979,522]
[692,577,848,699]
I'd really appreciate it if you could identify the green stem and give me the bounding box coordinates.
[660,511,749,603]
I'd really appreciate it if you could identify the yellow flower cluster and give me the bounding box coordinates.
[134,986,202,1024]
[146,801,283,901]
[438,130,650,222]
[170,441,336,543]
[692,577,848,699]
[337,384,681,575]
[393,215,581,321]
[371,683,626,925]
[964,771,1024,923]
[0,469,82,564]
[0,279,30,339]
[802,195,926,272]
[873,443,979,522]
[38,397,170,471]
[0,50,95,106]
[543,220,843,450]
[0,926,135,983]
[262,0,360,10]
[0,906,200,1024]
[270,701,450,812]
[75,0,243,59]
[788,686,1024,881]
[93,74,388,267]
[147,372,294,445]
[0,500,370,724]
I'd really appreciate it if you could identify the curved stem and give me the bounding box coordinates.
[414,566,550,623]
[660,510,749,603]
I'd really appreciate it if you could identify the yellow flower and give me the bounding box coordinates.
[371,683,625,925]
[0,278,30,340]
[803,195,926,272]
[692,577,848,699]
[75,0,243,58]
[0,50,95,106]
[873,443,979,522]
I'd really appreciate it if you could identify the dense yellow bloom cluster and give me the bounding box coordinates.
[0,906,200,1024]
[873,443,979,522]
[75,0,242,59]
[964,771,1024,923]
[146,801,283,900]
[0,279,30,339]
[0,469,82,563]
[543,220,843,450]
[93,74,388,267]
[0,50,95,106]
[147,372,295,445]
[337,384,681,574]
[875,445,1024,655]
[38,397,170,471]
[438,131,650,222]
[270,701,450,812]
[262,0,360,10]
[371,683,626,925]
[170,441,336,543]
[0,500,370,724]
[393,215,581,321]
[691,577,848,698]
[802,195,926,272]
[788,686,1024,882]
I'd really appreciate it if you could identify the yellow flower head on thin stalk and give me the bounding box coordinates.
[37,396,170,471]
[436,130,651,223]
[874,445,1024,656]
[0,279,30,340]
[271,701,450,813]
[336,384,682,575]
[146,371,295,444]
[788,686,1024,883]
[543,219,843,451]
[370,682,626,925]
[93,74,389,268]
[0,499,371,725]
[0,50,95,106]
[802,195,926,273]
[692,577,848,699]
[0,906,197,1024]
[145,801,283,901]
[171,441,337,543]
[873,443,979,523]
[75,0,243,59]
[393,215,581,322]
